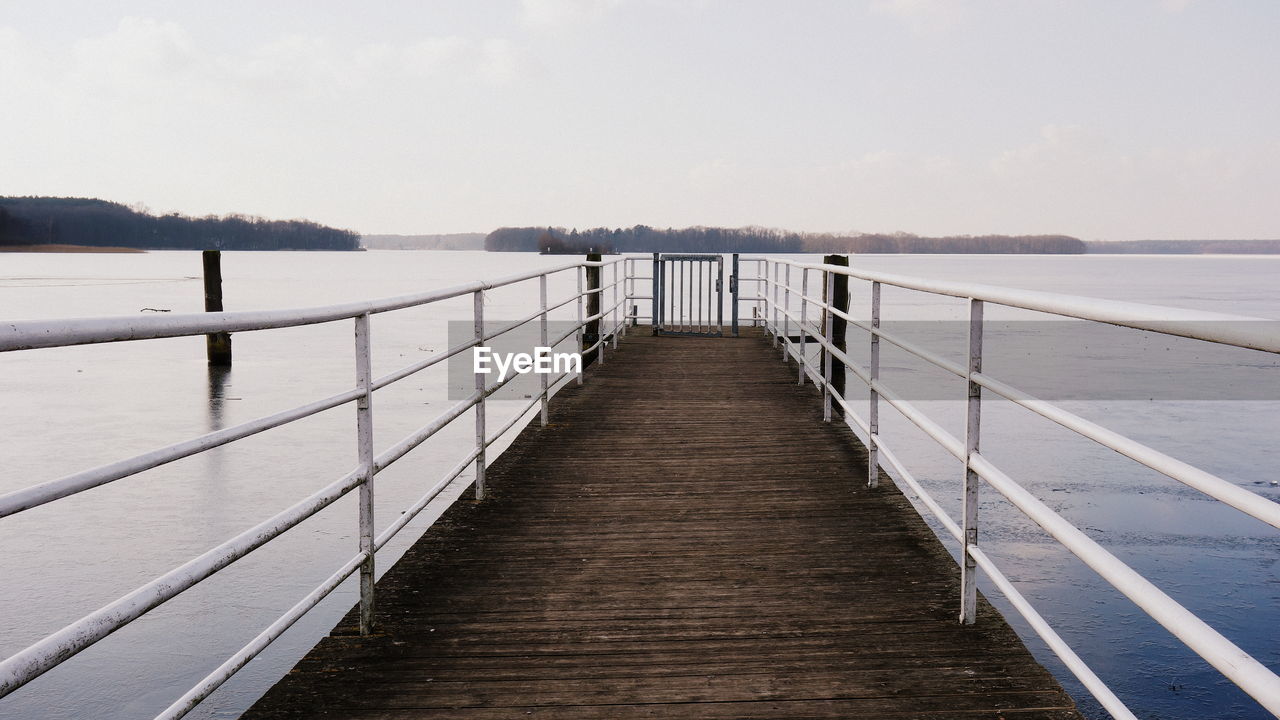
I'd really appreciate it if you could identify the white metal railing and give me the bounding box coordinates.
[0,256,636,719]
[746,255,1280,719]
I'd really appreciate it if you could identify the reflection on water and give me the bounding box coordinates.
[208,366,231,432]
[1,251,1278,720]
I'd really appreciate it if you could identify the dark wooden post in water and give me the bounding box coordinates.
[823,254,848,416]
[584,252,601,365]
[202,250,232,366]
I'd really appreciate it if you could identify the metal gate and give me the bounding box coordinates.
[653,254,733,337]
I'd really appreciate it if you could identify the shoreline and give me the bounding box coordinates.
[0,244,148,253]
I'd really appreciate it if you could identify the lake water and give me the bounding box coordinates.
[1,251,1277,720]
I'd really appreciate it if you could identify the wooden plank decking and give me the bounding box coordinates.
[242,329,1081,719]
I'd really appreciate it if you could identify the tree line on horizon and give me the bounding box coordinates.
[0,197,360,251]
[485,225,1086,254]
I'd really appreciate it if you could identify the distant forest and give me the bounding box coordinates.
[0,197,360,251]
[487,226,806,254]
[485,226,1086,254]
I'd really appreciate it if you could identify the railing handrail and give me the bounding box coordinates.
[0,258,626,352]
[0,255,634,719]
[750,255,1280,719]
[743,256,1280,354]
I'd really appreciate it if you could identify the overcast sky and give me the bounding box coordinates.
[2,1,1278,239]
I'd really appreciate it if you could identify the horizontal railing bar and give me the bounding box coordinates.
[485,393,544,448]
[483,366,530,400]
[374,450,479,552]
[550,324,580,347]
[754,258,1280,354]
[582,299,630,327]
[875,443,962,541]
[967,546,1141,720]
[547,291,584,314]
[843,405,1138,720]
[757,260,1276,716]
[828,388,871,436]
[971,371,1280,530]
[598,299,628,323]
[373,392,481,474]
[860,322,967,378]
[371,338,477,392]
[154,552,364,720]
[0,387,364,519]
[771,297,972,460]
[0,309,593,521]
[969,453,1280,715]
[0,259,632,712]
[0,464,364,698]
[482,307,545,343]
[779,288,1280,529]
[876,385,965,460]
[773,285,829,308]
[0,262,594,352]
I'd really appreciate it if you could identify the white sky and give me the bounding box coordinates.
[2,0,1278,239]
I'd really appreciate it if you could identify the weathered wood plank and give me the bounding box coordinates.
[241,329,1080,719]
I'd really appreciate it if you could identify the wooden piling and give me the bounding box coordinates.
[202,250,232,366]
[584,253,601,365]
[823,254,848,416]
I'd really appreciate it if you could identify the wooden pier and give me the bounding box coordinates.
[243,329,1082,719]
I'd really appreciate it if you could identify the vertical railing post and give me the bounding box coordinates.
[576,267,585,384]
[868,281,881,488]
[716,257,724,335]
[772,261,780,346]
[612,260,619,348]
[782,263,791,360]
[960,297,984,625]
[473,290,486,500]
[759,260,767,328]
[798,267,808,384]
[621,259,630,335]
[759,261,769,335]
[651,252,660,335]
[539,274,549,427]
[353,313,375,635]
[731,253,740,337]
[678,260,684,332]
[822,268,835,421]
[696,260,703,333]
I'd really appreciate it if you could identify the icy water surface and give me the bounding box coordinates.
[1,251,1277,719]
